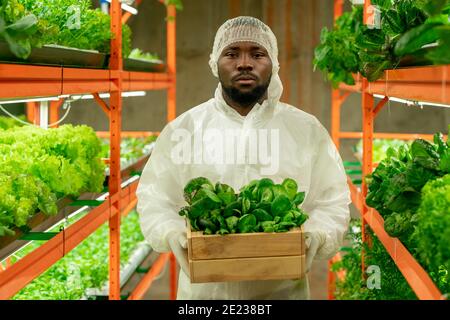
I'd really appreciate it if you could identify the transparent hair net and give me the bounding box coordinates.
[209,16,283,107]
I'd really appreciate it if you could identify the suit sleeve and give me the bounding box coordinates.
[301,121,351,260]
[136,124,186,252]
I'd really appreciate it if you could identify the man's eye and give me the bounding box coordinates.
[254,52,266,58]
[225,52,237,57]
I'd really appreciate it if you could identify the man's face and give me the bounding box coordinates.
[218,41,273,107]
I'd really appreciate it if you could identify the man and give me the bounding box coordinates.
[136,16,350,299]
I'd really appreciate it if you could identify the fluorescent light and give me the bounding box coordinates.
[69,91,146,100]
[374,94,450,109]
[122,91,146,98]
[121,3,138,14]
[105,0,138,15]
[0,91,146,105]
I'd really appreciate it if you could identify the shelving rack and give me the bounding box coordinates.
[328,0,449,300]
[0,0,177,300]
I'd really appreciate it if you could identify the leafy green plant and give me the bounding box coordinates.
[100,135,157,168]
[12,210,145,300]
[128,48,160,62]
[179,177,308,235]
[411,174,450,294]
[332,220,417,300]
[314,0,450,86]
[18,0,132,56]
[0,115,28,130]
[365,129,449,240]
[353,139,409,163]
[0,124,105,235]
[313,6,363,88]
[0,0,39,59]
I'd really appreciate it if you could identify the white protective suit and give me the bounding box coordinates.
[136,16,350,300]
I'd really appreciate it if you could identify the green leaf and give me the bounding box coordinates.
[281,178,298,201]
[261,221,275,233]
[225,216,239,232]
[293,192,306,206]
[271,194,292,217]
[241,197,251,215]
[237,214,257,233]
[223,201,241,217]
[198,218,218,234]
[394,23,442,57]
[5,14,37,33]
[252,209,273,222]
[259,187,274,203]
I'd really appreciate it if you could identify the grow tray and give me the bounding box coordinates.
[0,192,100,261]
[0,152,150,260]
[123,57,165,73]
[0,42,107,69]
[187,221,305,283]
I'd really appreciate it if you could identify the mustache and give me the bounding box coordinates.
[232,73,258,81]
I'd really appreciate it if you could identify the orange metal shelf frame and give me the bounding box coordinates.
[338,66,450,105]
[0,0,177,300]
[328,0,447,301]
[0,66,173,99]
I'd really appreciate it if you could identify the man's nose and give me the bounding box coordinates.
[237,54,253,71]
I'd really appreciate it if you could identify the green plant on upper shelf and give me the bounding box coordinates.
[313,6,363,87]
[314,0,450,87]
[1,0,132,58]
[21,0,132,56]
[0,0,39,59]
[128,48,160,62]
[353,139,411,163]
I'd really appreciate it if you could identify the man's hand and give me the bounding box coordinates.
[167,230,189,276]
[304,230,327,273]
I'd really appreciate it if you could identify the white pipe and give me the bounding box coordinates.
[39,101,49,129]
[84,242,152,297]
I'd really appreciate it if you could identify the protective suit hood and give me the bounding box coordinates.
[209,16,283,109]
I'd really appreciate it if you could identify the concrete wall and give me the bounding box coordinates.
[64,0,449,162]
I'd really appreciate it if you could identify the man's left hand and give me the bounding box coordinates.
[304,230,327,272]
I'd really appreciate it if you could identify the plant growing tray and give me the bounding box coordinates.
[0,42,107,69]
[0,193,97,261]
[0,151,151,260]
[123,57,165,73]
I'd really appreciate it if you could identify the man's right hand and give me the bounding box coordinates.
[167,230,189,276]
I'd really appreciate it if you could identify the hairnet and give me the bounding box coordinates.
[209,16,283,107]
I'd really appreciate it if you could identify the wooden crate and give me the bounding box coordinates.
[187,223,305,283]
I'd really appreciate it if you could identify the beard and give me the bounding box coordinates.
[221,79,271,107]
